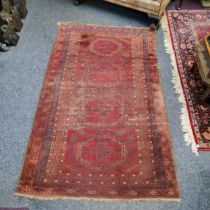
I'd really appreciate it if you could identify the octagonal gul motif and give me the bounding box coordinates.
[63,128,139,172]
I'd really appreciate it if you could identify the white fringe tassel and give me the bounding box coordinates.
[161,14,198,156]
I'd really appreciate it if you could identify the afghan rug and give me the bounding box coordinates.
[164,10,210,151]
[16,23,179,200]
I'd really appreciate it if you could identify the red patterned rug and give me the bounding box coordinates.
[16,23,179,200]
[164,10,210,151]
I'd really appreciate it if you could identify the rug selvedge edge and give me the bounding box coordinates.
[15,25,65,193]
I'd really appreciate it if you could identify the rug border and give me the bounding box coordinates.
[15,24,64,193]
[153,33,181,200]
[165,10,199,149]
[161,11,198,154]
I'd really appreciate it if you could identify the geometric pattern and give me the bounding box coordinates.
[16,23,179,199]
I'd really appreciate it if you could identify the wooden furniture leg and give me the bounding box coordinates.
[189,62,197,72]
[148,13,163,30]
[176,0,183,9]
[73,0,83,5]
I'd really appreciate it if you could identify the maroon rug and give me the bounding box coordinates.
[16,23,179,200]
[166,10,210,150]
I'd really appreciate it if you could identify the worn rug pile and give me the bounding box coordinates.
[16,23,179,200]
[163,10,210,151]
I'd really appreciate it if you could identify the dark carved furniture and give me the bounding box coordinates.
[73,0,171,28]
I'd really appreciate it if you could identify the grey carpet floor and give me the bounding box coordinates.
[0,0,210,209]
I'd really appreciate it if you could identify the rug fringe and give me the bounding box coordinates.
[57,21,149,29]
[14,192,181,202]
[161,14,198,156]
